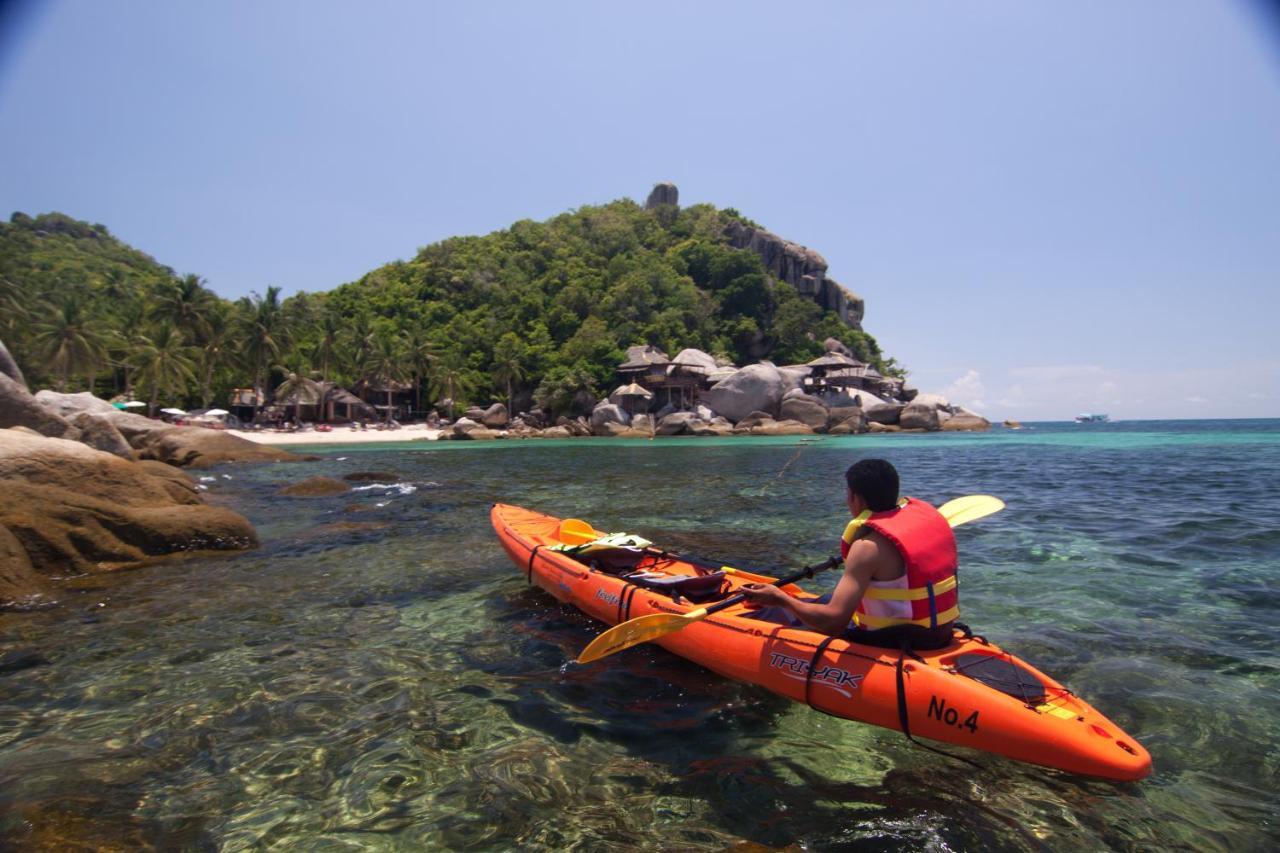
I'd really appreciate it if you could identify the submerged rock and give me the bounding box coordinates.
[279,476,351,497]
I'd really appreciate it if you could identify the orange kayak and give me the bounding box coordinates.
[491,503,1152,782]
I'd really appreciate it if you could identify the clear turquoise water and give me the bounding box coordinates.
[1,419,1277,850]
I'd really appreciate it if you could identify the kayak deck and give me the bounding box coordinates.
[490,502,1152,782]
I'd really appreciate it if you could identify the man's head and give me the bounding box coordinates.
[845,459,900,512]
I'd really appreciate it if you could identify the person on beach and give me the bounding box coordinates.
[740,458,959,650]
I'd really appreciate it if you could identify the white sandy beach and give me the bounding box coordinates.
[228,425,443,446]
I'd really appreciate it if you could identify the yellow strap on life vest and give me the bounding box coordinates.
[863,574,957,601]
[841,498,909,545]
[853,603,961,630]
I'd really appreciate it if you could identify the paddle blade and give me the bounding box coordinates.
[576,608,709,664]
[558,518,600,545]
[939,495,1005,528]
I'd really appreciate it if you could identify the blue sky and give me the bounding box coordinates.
[2,1,1277,421]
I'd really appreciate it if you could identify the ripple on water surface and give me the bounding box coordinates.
[1,420,1278,849]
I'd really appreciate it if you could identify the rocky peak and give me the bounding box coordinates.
[723,219,865,330]
[645,182,679,210]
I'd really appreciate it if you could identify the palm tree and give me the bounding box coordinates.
[274,370,323,425]
[362,331,410,423]
[313,309,343,382]
[32,295,108,391]
[429,349,474,421]
[403,328,439,420]
[491,332,525,415]
[237,286,290,420]
[132,324,197,415]
[197,302,233,408]
[153,274,217,344]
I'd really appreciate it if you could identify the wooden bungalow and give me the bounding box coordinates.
[615,345,714,410]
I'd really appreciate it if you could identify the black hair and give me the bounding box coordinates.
[845,459,899,511]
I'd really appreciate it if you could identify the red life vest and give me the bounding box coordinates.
[839,498,959,630]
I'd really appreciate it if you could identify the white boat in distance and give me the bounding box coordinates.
[1074,413,1110,423]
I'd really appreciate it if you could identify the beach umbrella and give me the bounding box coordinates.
[160,407,187,416]
[204,408,230,417]
[118,400,146,409]
[614,382,653,398]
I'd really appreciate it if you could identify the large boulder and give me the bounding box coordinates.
[672,348,717,375]
[777,366,809,396]
[863,400,903,425]
[941,414,992,432]
[0,373,80,439]
[137,426,301,468]
[702,363,786,422]
[689,417,734,436]
[450,417,499,440]
[590,402,631,436]
[780,394,829,431]
[481,403,510,429]
[70,411,133,459]
[595,421,630,437]
[0,429,258,608]
[655,412,698,436]
[827,406,868,434]
[751,419,815,436]
[33,389,118,418]
[908,393,951,412]
[630,414,655,434]
[537,426,574,439]
[0,340,25,389]
[898,403,940,431]
[555,416,591,437]
[734,411,776,430]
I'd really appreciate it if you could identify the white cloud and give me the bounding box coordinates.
[1185,396,1208,404]
[941,369,986,409]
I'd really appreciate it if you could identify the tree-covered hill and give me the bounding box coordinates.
[0,198,899,416]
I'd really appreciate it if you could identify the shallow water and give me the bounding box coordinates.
[1,420,1277,850]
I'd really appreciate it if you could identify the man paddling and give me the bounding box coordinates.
[741,458,959,650]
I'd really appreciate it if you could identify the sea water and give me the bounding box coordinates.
[0,420,1276,850]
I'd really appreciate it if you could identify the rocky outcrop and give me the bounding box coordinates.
[702,363,787,422]
[33,389,118,418]
[863,400,903,425]
[448,417,499,440]
[749,418,815,436]
[827,406,868,434]
[136,426,300,467]
[723,219,865,329]
[899,402,941,432]
[655,411,698,435]
[69,411,133,458]
[0,372,80,439]
[780,393,829,432]
[0,429,258,609]
[590,402,631,435]
[645,182,679,209]
[942,414,992,432]
[481,403,510,429]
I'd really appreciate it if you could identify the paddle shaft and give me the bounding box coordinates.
[701,555,841,616]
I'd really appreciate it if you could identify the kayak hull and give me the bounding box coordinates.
[491,503,1152,782]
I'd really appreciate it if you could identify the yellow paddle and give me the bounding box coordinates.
[576,494,1005,664]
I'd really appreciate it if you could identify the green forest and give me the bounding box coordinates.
[0,200,898,417]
